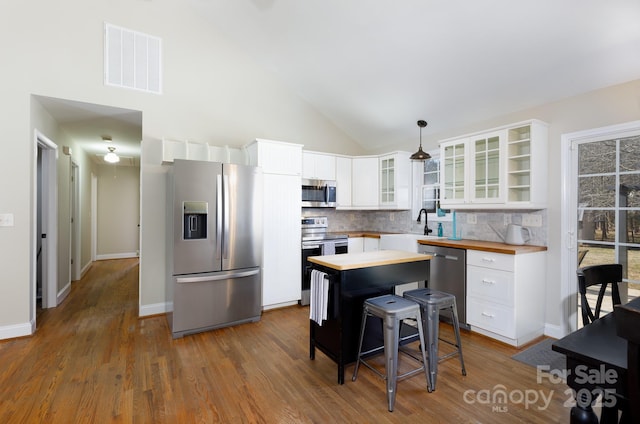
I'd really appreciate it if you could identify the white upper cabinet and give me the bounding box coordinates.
[470,130,504,204]
[351,156,379,208]
[162,139,245,164]
[301,150,412,210]
[505,122,548,206]
[440,138,469,205]
[162,139,188,163]
[245,139,303,176]
[439,120,548,209]
[335,155,352,208]
[379,152,411,209]
[302,151,336,180]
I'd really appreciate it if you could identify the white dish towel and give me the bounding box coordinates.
[310,269,329,326]
[323,241,335,255]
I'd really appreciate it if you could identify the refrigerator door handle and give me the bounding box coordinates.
[176,269,260,284]
[223,173,230,260]
[216,175,223,259]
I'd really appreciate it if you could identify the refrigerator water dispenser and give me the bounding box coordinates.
[183,201,208,240]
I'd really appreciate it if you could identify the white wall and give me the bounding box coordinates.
[96,164,140,259]
[0,0,364,336]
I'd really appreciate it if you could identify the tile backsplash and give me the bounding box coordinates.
[302,208,547,246]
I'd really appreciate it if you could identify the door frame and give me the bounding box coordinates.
[70,160,81,281]
[33,129,58,315]
[560,120,640,336]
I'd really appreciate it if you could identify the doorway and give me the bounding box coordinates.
[34,130,58,315]
[561,121,640,334]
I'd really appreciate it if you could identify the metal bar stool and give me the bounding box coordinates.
[403,288,466,392]
[352,294,430,412]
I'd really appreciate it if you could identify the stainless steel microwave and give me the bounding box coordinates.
[301,179,337,208]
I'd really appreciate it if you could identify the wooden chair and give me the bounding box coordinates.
[577,264,623,326]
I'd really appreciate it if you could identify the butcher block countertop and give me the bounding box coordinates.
[308,249,432,271]
[342,231,394,238]
[417,238,547,255]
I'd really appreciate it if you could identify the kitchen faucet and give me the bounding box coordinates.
[416,208,432,236]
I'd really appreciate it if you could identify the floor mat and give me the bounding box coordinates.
[511,338,566,373]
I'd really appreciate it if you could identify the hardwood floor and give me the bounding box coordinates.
[0,259,573,423]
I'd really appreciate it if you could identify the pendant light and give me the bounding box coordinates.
[410,120,431,161]
[104,146,120,163]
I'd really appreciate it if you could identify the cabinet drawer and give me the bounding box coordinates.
[467,250,514,272]
[467,297,515,337]
[467,265,514,306]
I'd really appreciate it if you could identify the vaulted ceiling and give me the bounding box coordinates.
[37,1,640,159]
[190,0,640,151]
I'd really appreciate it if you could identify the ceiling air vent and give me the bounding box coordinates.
[104,22,162,94]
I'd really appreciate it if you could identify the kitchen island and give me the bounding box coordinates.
[307,250,431,384]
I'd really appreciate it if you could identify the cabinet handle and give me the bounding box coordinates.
[481,278,496,285]
[481,257,495,263]
[481,312,495,318]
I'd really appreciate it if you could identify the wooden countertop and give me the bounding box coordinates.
[342,231,395,238]
[308,249,431,271]
[417,238,547,254]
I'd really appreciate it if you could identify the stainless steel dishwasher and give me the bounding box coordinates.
[419,244,468,329]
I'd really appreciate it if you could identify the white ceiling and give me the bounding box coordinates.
[35,96,142,166]
[190,0,640,151]
[37,1,640,158]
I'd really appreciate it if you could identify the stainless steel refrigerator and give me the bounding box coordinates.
[166,159,263,338]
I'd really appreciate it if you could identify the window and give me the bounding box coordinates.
[420,157,440,212]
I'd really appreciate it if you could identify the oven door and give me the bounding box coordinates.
[300,240,348,306]
[301,242,322,306]
[333,241,348,255]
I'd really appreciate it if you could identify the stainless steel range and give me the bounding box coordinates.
[300,216,348,306]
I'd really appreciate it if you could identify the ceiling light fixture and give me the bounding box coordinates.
[104,147,120,163]
[410,120,431,161]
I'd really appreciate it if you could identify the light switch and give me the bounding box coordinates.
[0,213,14,227]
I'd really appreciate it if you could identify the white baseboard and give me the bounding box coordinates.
[80,261,93,278]
[544,323,565,339]
[0,320,34,340]
[262,300,298,311]
[139,302,170,317]
[57,282,71,305]
[96,252,139,261]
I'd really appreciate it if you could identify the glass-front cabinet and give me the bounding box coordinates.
[439,120,548,209]
[441,138,468,204]
[380,156,395,204]
[379,152,411,209]
[471,130,503,203]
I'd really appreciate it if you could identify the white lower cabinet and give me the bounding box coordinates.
[364,237,380,252]
[348,237,364,253]
[466,249,546,347]
[347,236,379,253]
